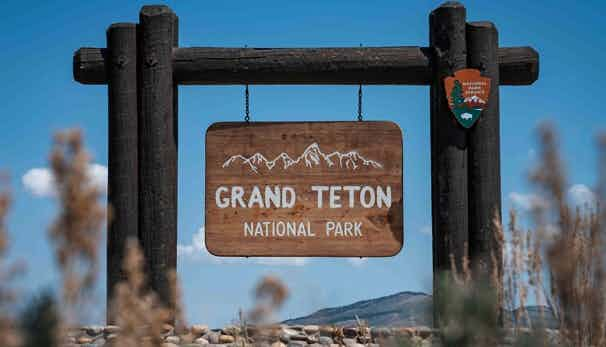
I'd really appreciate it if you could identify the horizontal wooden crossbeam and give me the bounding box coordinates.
[73,46,538,86]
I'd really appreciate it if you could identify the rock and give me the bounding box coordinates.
[342,327,358,338]
[271,342,287,347]
[357,335,371,344]
[288,341,307,347]
[342,338,357,346]
[290,325,305,331]
[219,335,235,343]
[106,334,118,341]
[318,336,333,345]
[104,325,121,334]
[342,338,365,347]
[195,337,210,345]
[165,335,180,344]
[162,323,175,334]
[208,332,221,344]
[161,343,178,347]
[291,334,309,341]
[304,325,320,334]
[181,344,206,347]
[281,327,299,336]
[192,324,210,336]
[221,325,241,336]
[392,327,415,337]
[319,326,335,336]
[416,326,433,339]
[60,336,76,344]
[180,333,196,344]
[370,327,390,338]
[83,325,104,336]
[77,336,94,344]
[306,334,319,343]
[92,338,106,346]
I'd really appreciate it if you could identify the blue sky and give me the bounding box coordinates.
[1,0,604,327]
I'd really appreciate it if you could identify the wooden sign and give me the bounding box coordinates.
[444,69,491,128]
[205,121,403,257]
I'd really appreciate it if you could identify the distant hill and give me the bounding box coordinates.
[284,291,558,329]
[284,291,432,327]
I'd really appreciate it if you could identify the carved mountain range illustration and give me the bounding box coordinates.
[222,142,383,173]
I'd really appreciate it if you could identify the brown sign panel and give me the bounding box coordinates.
[205,121,403,257]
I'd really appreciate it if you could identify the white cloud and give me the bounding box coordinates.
[22,164,108,197]
[22,168,55,197]
[508,192,546,211]
[178,227,368,267]
[178,227,309,266]
[347,258,368,266]
[568,184,596,207]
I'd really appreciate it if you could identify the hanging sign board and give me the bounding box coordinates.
[205,121,403,257]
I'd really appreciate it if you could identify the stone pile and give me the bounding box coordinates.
[62,324,437,347]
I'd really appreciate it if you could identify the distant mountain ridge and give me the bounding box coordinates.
[284,291,432,327]
[284,291,558,328]
[222,142,383,173]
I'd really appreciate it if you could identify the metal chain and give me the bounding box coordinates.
[357,43,363,121]
[244,44,250,123]
[357,83,363,121]
[244,84,250,122]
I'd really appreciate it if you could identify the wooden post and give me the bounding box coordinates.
[466,21,502,314]
[138,5,177,307]
[429,1,468,327]
[106,22,138,321]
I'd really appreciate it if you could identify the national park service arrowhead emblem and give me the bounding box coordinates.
[444,69,491,128]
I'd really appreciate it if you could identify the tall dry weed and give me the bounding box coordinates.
[499,124,606,346]
[248,276,289,324]
[109,238,172,347]
[0,177,21,347]
[527,125,606,345]
[48,129,105,308]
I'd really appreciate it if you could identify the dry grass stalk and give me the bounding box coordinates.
[499,124,606,345]
[168,269,187,335]
[109,238,171,347]
[491,212,505,323]
[529,125,606,346]
[0,177,21,347]
[48,129,104,307]
[248,276,289,324]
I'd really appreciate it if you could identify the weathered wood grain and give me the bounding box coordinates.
[205,122,403,257]
[466,22,502,323]
[138,5,177,306]
[73,46,539,86]
[106,22,138,321]
[430,1,469,327]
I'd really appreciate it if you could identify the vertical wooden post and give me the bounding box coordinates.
[429,1,468,327]
[138,5,178,307]
[106,22,138,321]
[467,21,502,314]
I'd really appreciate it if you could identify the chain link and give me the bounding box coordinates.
[244,84,250,122]
[357,43,363,121]
[243,44,250,123]
[357,83,363,121]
